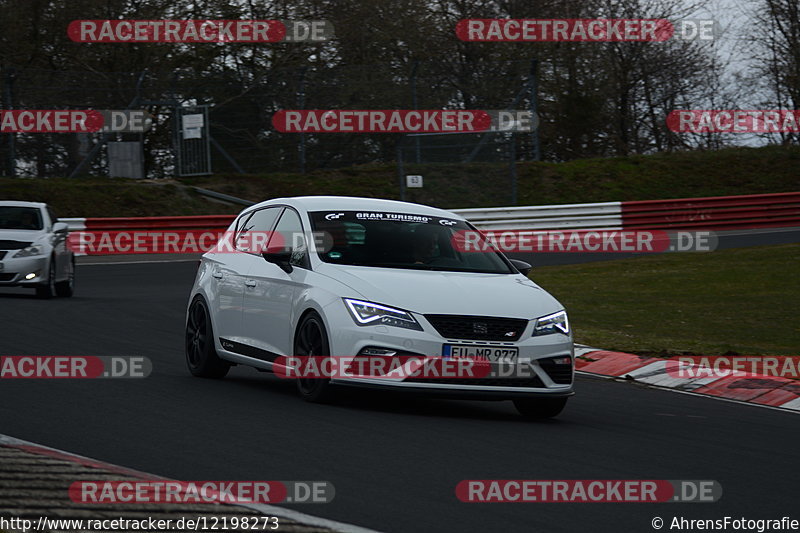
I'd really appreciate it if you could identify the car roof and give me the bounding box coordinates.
[244,196,463,220]
[0,201,47,209]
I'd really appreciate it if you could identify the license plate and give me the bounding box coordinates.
[443,344,518,362]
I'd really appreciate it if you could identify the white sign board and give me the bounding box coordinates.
[182,114,204,128]
[182,114,204,139]
[183,127,202,139]
[406,175,423,188]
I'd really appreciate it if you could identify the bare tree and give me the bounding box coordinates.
[747,0,800,144]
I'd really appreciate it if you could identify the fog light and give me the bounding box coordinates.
[25,272,37,280]
[359,347,398,356]
[551,356,572,365]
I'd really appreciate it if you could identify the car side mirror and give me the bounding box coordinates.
[52,222,69,234]
[509,259,532,277]
[262,247,294,273]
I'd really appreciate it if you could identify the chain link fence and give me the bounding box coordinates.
[1,59,540,203]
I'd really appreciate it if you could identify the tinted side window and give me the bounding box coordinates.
[272,209,308,268]
[236,207,282,253]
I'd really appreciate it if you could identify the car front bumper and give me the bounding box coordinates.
[0,255,50,286]
[324,306,574,398]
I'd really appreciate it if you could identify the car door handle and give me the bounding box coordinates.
[212,272,223,279]
[245,280,257,287]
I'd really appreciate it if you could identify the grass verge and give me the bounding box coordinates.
[531,244,799,356]
[0,178,240,217]
[1,145,798,216]
[182,145,800,209]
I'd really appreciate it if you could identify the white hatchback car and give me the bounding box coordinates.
[186,196,573,418]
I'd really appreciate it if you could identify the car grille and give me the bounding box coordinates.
[539,358,573,384]
[0,273,16,282]
[424,315,527,341]
[0,240,31,250]
[405,376,545,388]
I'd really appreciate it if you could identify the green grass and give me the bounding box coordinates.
[182,145,800,209]
[531,244,800,356]
[0,177,240,217]
[1,145,798,216]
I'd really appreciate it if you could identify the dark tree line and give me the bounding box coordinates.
[0,0,796,177]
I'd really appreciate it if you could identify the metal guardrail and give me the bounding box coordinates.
[81,214,236,230]
[191,187,255,207]
[61,192,800,255]
[621,192,800,230]
[60,215,235,233]
[454,192,800,232]
[452,201,622,231]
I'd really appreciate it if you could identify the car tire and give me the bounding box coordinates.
[55,257,75,297]
[513,397,568,419]
[35,259,56,299]
[185,296,230,378]
[294,312,336,403]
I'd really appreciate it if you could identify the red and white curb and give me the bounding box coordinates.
[575,345,800,413]
[0,433,381,533]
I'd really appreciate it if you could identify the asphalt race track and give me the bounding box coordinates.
[1,260,798,533]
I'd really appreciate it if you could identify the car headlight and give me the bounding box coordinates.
[13,245,45,258]
[533,310,569,336]
[344,298,423,331]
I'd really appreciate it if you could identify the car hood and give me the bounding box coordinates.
[317,263,563,319]
[0,229,43,247]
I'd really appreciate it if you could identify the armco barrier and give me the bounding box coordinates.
[60,192,799,254]
[451,202,622,231]
[620,192,800,230]
[60,215,236,255]
[61,215,235,233]
[455,192,800,232]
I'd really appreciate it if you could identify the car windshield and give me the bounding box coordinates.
[309,210,514,274]
[0,207,43,230]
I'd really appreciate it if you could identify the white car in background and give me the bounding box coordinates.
[0,201,75,298]
[186,196,573,419]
